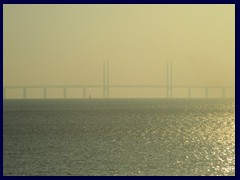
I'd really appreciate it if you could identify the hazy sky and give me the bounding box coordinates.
[3,4,235,98]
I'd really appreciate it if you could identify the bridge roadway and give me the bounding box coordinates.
[3,84,234,99]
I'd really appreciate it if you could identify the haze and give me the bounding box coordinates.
[3,4,235,98]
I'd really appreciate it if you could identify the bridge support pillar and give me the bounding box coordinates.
[23,88,27,99]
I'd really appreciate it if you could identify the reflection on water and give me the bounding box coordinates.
[3,99,235,175]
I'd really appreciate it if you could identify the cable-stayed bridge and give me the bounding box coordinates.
[3,62,235,99]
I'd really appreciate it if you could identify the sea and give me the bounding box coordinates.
[3,98,235,176]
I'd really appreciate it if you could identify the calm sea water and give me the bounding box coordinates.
[3,99,235,176]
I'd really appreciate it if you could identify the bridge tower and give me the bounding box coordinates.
[103,61,109,98]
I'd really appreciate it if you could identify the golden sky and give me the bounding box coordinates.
[3,4,235,98]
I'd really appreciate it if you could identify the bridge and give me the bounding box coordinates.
[3,62,235,99]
